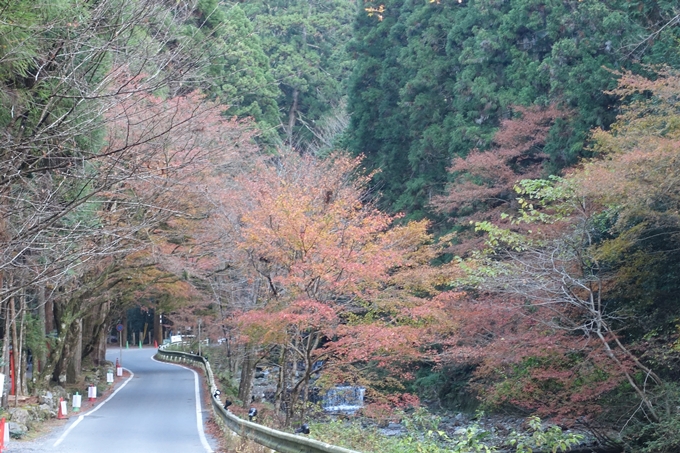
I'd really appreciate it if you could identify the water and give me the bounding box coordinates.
[322,386,365,414]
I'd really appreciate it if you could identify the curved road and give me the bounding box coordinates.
[7,348,217,453]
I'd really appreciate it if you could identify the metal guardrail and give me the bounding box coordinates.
[156,347,361,453]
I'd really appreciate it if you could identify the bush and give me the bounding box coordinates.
[509,416,584,453]
[625,412,680,453]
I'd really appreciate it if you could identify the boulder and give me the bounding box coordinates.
[8,421,27,439]
[28,404,53,423]
[8,407,30,426]
[39,391,54,407]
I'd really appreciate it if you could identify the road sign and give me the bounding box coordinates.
[116,324,124,332]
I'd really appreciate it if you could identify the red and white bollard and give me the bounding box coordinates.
[0,417,5,452]
[88,384,97,402]
[57,397,67,419]
[116,359,123,377]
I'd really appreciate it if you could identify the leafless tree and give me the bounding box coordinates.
[478,204,668,423]
[0,0,241,394]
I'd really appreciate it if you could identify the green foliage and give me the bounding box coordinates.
[509,416,583,453]
[201,345,239,400]
[0,0,75,83]
[400,410,499,453]
[240,0,355,148]
[623,385,680,453]
[24,314,51,366]
[472,176,576,251]
[346,0,680,217]
[310,409,498,453]
[413,365,479,411]
[190,3,280,145]
[308,419,387,452]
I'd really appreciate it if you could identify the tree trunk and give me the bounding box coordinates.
[9,290,19,399]
[50,296,81,384]
[82,299,110,366]
[45,295,54,336]
[66,318,83,384]
[154,309,162,346]
[2,298,10,408]
[37,285,46,374]
[274,346,288,413]
[286,88,299,148]
[17,289,27,397]
[122,311,128,348]
[238,344,255,407]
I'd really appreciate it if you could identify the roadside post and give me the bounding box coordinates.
[72,392,82,412]
[0,417,5,452]
[116,323,124,369]
[58,397,67,419]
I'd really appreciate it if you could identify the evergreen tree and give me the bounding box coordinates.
[190,1,281,144]
[241,0,356,149]
[346,0,680,218]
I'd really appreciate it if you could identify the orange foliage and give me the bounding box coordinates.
[433,104,568,216]
[99,79,259,318]
[436,291,630,421]
[224,151,446,389]
[570,68,680,224]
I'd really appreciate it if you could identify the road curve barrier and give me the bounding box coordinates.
[155,346,362,453]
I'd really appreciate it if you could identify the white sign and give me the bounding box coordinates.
[72,393,82,410]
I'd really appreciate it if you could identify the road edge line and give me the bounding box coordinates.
[151,355,213,453]
[53,369,135,447]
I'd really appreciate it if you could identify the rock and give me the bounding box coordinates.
[8,421,27,439]
[453,426,468,436]
[51,385,67,397]
[379,422,405,437]
[40,391,54,407]
[28,404,53,423]
[8,407,30,426]
[50,385,69,404]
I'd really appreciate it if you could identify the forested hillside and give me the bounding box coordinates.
[2,0,680,451]
[347,0,680,218]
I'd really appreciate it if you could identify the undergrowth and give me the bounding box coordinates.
[307,409,583,453]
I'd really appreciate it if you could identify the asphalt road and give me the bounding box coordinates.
[6,347,217,453]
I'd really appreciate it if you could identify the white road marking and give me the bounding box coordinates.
[151,355,213,452]
[53,369,135,447]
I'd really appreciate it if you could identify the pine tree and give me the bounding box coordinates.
[241,0,356,149]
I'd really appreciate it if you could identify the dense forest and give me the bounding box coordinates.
[2,0,680,450]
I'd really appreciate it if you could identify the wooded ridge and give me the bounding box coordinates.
[1,1,680,451]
